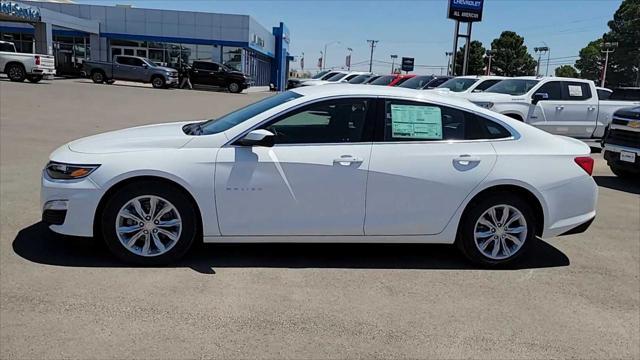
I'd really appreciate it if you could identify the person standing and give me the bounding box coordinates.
[179,63,193,90]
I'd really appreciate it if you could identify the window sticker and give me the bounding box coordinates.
[568,85,583,97]
[390,105,443,139]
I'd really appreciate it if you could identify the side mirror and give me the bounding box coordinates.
[532,92,549,104]
[238,129,275,147]
[142,63,148,68]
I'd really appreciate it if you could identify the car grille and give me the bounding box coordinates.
[606,128,640,148]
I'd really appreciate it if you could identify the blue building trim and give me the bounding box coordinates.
[1,25,87,38]
[271,22,290,91]
[248,43,274,58]
[100,32,249,49]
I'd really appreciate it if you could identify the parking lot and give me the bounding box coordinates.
[1,78,638,359]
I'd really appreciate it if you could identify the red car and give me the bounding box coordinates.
[368,74,415,86]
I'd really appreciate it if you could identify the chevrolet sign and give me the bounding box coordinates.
[448,0,484,22]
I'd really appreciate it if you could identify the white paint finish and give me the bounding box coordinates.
[41,85,598,245]
[365,142,497,235]
[215,144,372,236]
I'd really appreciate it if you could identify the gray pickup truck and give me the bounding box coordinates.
[84,55,178,88]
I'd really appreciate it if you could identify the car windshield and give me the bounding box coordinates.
[312,70,330,79]
[327,73,347,81]
[437,78,479,92]
[369,75,395,85]
[348,74,372,84]
[398,76,435,89]
[485,79,540,95]
[194,91,303,135]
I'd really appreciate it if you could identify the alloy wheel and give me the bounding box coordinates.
[473,205,528,260]
[115,195,182,257]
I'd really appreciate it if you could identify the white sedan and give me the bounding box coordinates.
[41,85,598,266]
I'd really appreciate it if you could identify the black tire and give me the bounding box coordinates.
[609,165,638,180]
[100,181,198,265]
[151,76,166,89]
[91,71,105,84]
[456,192,537,267]
[26,75,43,83]
[227,82,241,93]
[6,63,26,82]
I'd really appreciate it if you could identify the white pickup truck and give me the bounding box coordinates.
[0,41,55,83]
[462,76,640,139]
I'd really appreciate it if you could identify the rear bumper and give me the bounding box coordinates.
[30,66,56,78]
[540,175,598,238]
[559,217,595,236]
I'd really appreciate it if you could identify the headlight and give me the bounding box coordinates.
[472,102,494,109]
[45,161,100,180]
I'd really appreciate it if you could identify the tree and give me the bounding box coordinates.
[555,65,579,78]
[454,40,486,75]
[575,39,603,82]
[602,0,640,86]
[490,31,537,77]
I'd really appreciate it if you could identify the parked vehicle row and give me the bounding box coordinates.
[0,40,55,83]
[601,106,640,178]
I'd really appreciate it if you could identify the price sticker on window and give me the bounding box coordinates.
[390,105,443,139]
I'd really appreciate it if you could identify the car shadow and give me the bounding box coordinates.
[594,175,640,195]
[13,222,570,275]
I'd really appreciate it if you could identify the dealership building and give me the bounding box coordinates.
[0,0,291,89]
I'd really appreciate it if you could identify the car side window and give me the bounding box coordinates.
[262,99,373,144]
[116,56,131,66]
[474,79,501,92]
[130,58,144,67]
[535,81,563,100]
[562,81,592,101]
[382,100,512,141]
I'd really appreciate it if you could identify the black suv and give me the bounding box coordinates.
[190,61,251,93]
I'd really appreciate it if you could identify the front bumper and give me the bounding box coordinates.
[40,171,103,237]
[603,144,640,173]
[167,75,179,85]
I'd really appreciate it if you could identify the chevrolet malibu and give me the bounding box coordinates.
[41,85,598,266]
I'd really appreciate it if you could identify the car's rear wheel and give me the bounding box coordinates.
[91,71,105,84]
[457,193,536,267]
[7,63,26,82]
[101,181,197,265]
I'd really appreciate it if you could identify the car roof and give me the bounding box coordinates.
[455,75,507,80]
[290,84,475,108]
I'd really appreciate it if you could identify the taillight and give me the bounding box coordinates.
[574,156,594,176]
[35,55,40,65]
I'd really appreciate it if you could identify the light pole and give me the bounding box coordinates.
[390,54,398,74]
[445,51,453,76]
[346,47,353,70]
[367,40,379,73]
[485,50,494,75]
[601,42,618,87]
[542,42,551,76]
[534,46,549,77]
[322,41,341,71]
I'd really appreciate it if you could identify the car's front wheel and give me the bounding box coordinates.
[227,82,241,93]
[151,76,166,89]
[101,181,198,265]
[457,193,536,267]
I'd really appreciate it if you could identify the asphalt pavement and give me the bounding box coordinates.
[1,78,638,359]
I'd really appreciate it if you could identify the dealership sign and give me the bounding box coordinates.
[401,57,414,72]
[447,0,484,22]
[0,1,41,22]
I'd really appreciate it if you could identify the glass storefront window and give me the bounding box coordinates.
[195,44,213,62]
[223,46,242,71]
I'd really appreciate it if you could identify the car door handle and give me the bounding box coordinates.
[333,155,363,165]
[587,106,596,111]
[453,155,481,165]
[556,105,564,110]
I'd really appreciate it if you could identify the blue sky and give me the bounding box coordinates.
[76,0,622,75]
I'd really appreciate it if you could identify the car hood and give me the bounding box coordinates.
[155,66,177,73]
[68,121,194,154]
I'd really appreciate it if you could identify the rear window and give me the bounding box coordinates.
[327,73,348,81]
[382,99,512,141]
[370,75,395,86]
[0,42,15,52]
[348,74,371,84]
[398,76,434,89]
